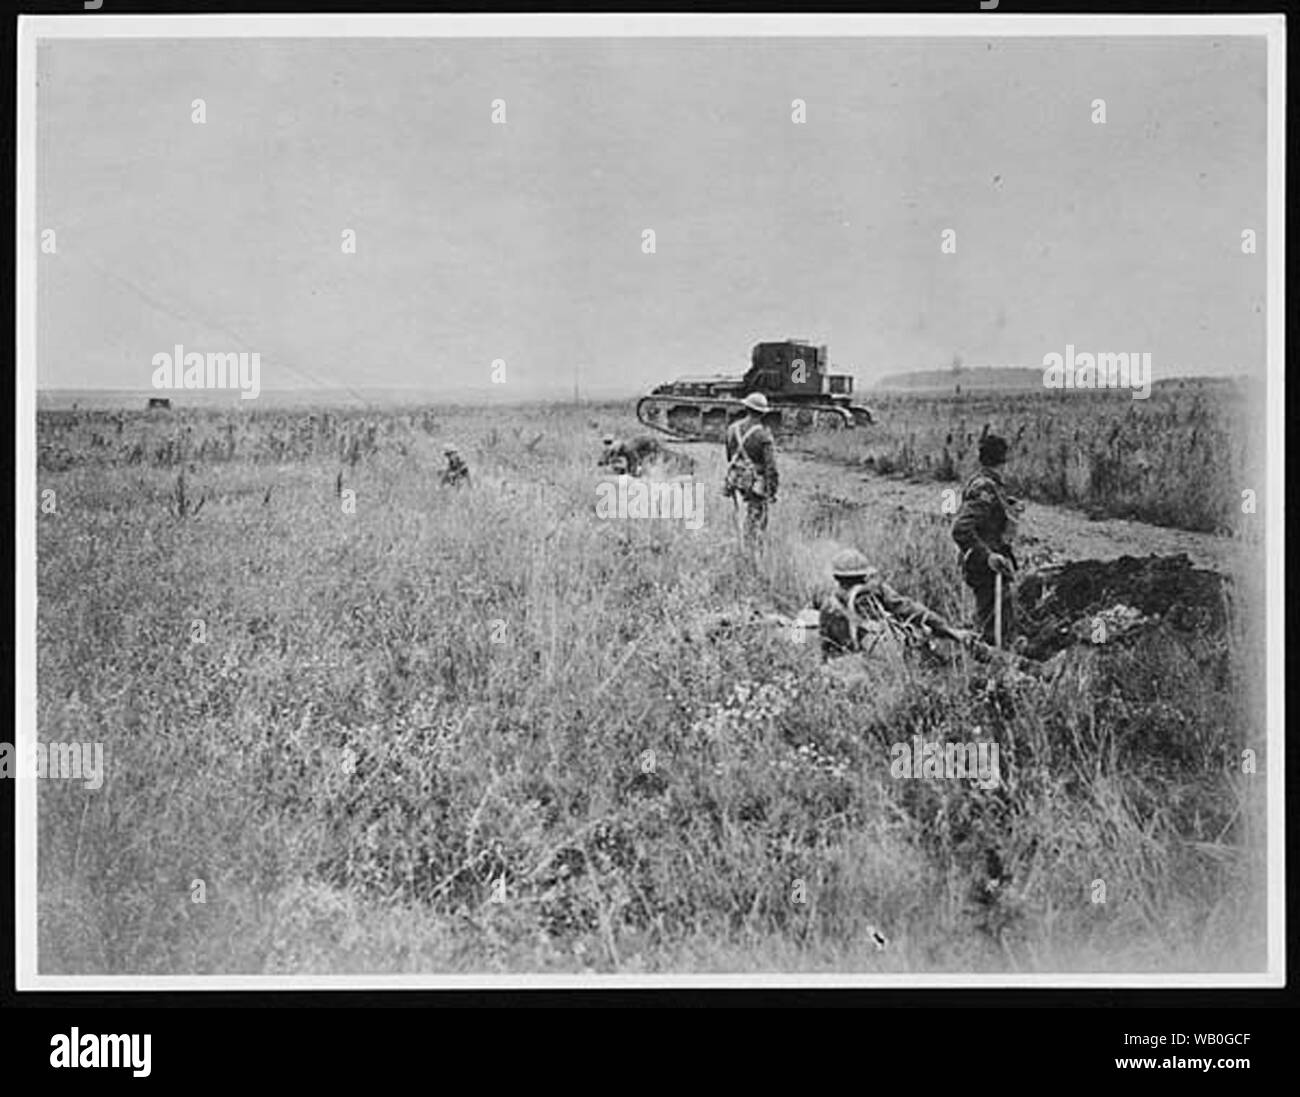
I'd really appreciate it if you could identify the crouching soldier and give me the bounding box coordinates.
[441,443,471,487]
[816,549,977,660]
[597,434,619,468]
[599,434,648,476]
[952,434,1021,646]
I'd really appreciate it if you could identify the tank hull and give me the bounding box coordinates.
[636,393,864,442]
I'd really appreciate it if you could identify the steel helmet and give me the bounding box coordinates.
[830,548,874,580]
[443,443,458,455]
[741,392,771,414]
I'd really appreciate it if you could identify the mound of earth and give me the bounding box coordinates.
[1015,553,1228,660]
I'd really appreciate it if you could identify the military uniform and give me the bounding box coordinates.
[952,465,1018,644]
[724,412,779,539]
[441,452,470,487]
[616,439,647,476]
[599,437,653,476]
[817,568,959,659]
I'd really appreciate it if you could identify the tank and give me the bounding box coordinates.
[635,340,875,442]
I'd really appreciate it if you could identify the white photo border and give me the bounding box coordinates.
[15,10,1287,991]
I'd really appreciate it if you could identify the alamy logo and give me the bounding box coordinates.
[151,345,261,400]
[1042,344,1151,400]
[1,741,104,790]
[889,732,1001,789]
[50,1029,151,1078]
[595,477,706,531]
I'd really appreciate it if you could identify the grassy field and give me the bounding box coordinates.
[35,396,1267,974]
[801,379,1261,534]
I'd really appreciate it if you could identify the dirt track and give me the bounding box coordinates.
[781,452,1251,577]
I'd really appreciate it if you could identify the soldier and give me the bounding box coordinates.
[441,443,471,487]
[597,434,618,468]
[952,433,1020,646]
[614,435,673,477]
[817,549,976,660]
[599,434,646,476]
[723,393,779,542]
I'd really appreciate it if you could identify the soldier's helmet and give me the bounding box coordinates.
[742,392,771,414]
[978,434,1008,466]
[830,548,875,581]
[443,443,458,456]
[602,434,615,445]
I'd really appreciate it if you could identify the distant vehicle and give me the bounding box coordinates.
[148,397,172,410]
[636,340,876,442]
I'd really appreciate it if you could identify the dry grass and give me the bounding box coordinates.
[35,397,1266,974]
[801,380,1259,534]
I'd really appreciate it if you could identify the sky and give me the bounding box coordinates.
[36,35,1268,399]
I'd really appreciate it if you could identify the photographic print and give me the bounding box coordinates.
[15,13,1285,988]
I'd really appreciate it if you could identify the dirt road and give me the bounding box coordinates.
[781,452,1252,577]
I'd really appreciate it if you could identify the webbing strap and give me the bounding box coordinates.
[848,584,919,648]
[726,422,763,473]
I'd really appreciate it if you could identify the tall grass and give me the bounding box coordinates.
[35,401,1265,973]
[802,381,1260,534]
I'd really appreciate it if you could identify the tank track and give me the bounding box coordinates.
[635,395,866,442]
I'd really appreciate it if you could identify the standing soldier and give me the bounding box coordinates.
[952,433,1019,646]
[818,549,976,660]
[723,393,779,542]
[441,443,471,488]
